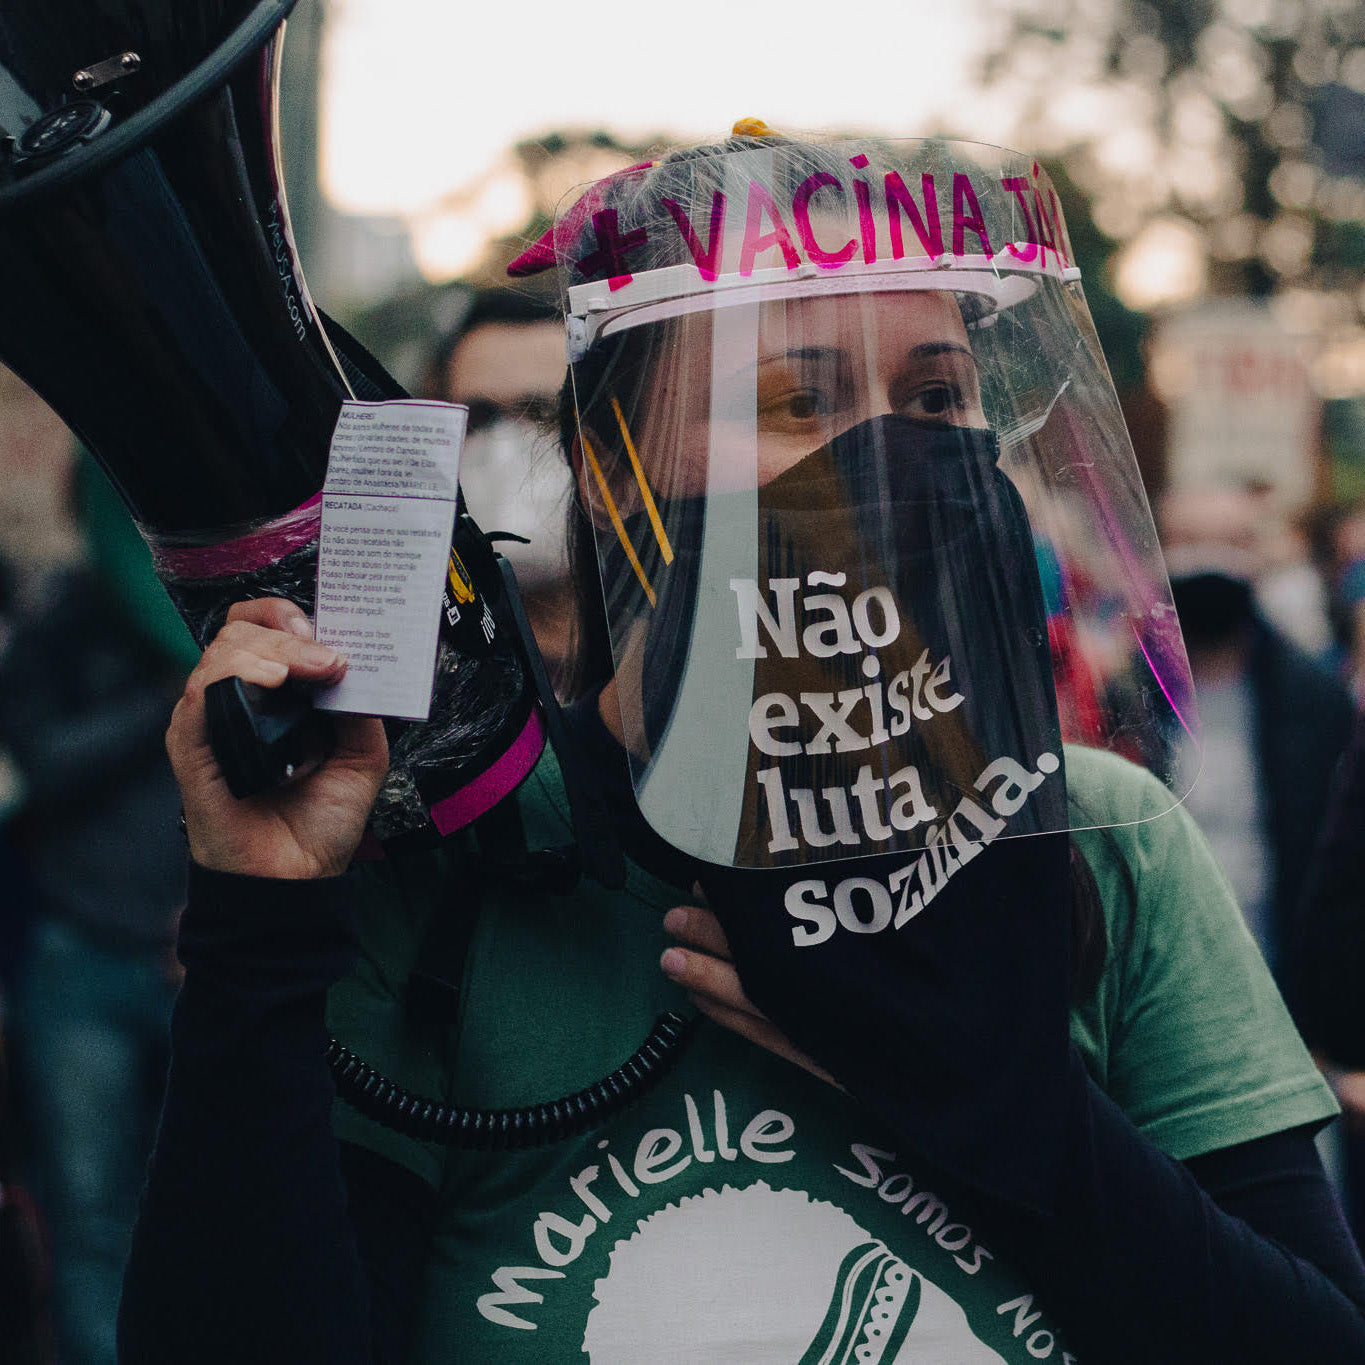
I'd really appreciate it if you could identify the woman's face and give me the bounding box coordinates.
[630,288,987,499]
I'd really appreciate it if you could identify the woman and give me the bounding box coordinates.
[121,132,1365,1363]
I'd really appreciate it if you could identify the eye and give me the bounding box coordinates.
[889,353,985,427]
[780,388,830,421]
[756,385,840,434]
[906,382,965,419]
[752,350,854,435]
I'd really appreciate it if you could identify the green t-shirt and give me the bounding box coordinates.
[326,744,1335,1363]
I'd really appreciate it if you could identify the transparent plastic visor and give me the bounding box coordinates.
[558,139,1198,869]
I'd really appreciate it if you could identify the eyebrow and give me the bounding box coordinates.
[907,342,977,364]
[752,341,978,368]
[753,345,844,368]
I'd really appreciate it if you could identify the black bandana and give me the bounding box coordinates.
[596,417,1075,1213]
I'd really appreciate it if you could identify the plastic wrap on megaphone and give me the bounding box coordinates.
[0,0,541,848]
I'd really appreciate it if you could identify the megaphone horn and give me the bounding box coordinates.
[0,1,551,851]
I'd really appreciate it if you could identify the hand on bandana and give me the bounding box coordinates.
[662,897,841,1092]
[694,830,1074,1217]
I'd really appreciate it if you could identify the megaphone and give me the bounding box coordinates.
[0,1,576,857]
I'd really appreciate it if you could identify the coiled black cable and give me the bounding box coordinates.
[326,1010,695,1150]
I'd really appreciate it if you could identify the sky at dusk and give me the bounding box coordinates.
[319,0,997,217]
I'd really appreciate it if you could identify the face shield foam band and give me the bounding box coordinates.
[566,254,1079,361]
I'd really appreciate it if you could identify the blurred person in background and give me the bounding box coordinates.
[1251,493,1335,662]
[1318,501,1365,701]
[0,1010,53,1365]
[0,367,82,615]
[0,363,78,1365]
[0,540,51,1365]
[426,287,576,689]
[1158,484,1365,1234]
[0,387,196,1365]
[1157,482,1355,988]
[0,548,35,985]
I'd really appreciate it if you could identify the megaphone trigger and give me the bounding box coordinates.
[204,675,336,800]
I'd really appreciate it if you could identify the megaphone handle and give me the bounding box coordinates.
[204,676,335,799]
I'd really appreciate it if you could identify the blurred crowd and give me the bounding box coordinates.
[5,282,1365,1360]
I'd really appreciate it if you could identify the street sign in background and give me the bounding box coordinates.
[1150,301,1321,506]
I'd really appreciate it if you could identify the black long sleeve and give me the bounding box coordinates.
[121,866,1365,1364]
[1293,707,1365,1066]
[118,864,380,1365]
[976,1046,1365,1364]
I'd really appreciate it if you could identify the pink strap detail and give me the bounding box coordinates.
[428,707,547,836]
[354,708,547,859]
[147,492,324,581]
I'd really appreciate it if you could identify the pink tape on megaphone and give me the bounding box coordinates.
[146,492,323,581]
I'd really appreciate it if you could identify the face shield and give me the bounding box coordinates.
[557,138,1197,870]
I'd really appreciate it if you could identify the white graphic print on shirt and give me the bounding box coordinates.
[583,1183,1007,1364]
[470,1086,1077,1363]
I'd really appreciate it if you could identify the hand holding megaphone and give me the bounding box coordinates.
[204,675,335,800]
[169,598,388,880]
